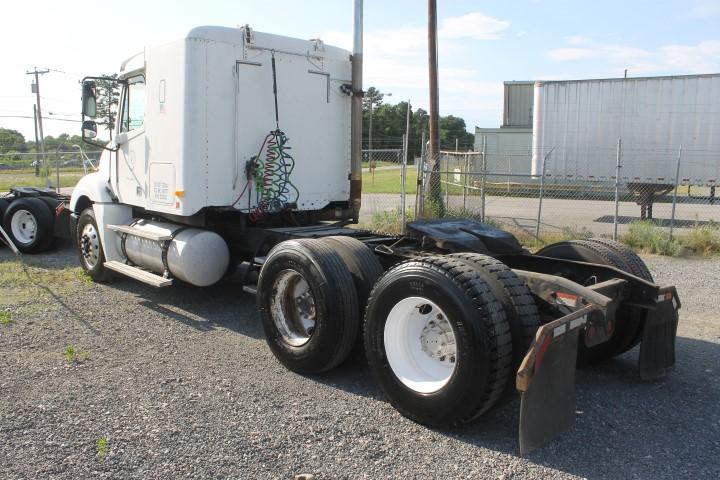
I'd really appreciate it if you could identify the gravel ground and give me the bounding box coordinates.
[0,243,718,479]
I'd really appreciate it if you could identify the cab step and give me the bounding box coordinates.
[104,261,173,287]
[107,224,172,242]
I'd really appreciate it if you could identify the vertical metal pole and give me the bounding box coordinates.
[55,145,61,193]
[401,101,411,231]
[613,138,622,240]
[416,130,427,219]
[463,152,469,211]
[349,0,364,221]
[669,144,682,240]
[455,137,458,152]
[445,152,449,208]
[33,104,40,176]
[368,99,373,165]
[535,148,554,241]
[480,135,487,221]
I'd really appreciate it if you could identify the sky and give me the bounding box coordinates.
[0,0,718,140]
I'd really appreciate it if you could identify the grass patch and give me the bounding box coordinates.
[0,168,85,192]
[0,261,91,307]
[361,207,416,235]
[621,220,720,256]
[64,345,91,364]
[96,436,108,458]
[362,168,418,194]
[0,311,11,325]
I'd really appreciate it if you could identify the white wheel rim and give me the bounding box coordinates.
[79,223,101,269]
[10,209,37,245]
[270,269,317,347]
[384,297,458,394]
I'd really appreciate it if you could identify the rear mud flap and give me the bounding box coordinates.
[639,298,678,380]
[516,307,592,454]
[518,328,579,454]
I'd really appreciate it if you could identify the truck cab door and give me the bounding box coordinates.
[113,75,147,206]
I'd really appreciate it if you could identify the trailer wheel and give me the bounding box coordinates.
[363,256,512,427]
[257,239,359,374]
[77,207,113,282]
[449,253,541,374]
[536,240,639,365]
[2,197,54,253]
[319,236,384,358]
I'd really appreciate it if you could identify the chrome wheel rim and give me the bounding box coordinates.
[79,223,101,269]
[10,209,37,245]
[270,269,317,347]
[384,297,458,394]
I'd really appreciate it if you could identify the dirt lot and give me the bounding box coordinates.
[1,242,718,479]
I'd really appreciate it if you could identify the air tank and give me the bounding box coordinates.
[122,220,229,287]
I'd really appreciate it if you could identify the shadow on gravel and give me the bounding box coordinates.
[450,336,720,479]
[313,335,720,479]
[103,275,264,339]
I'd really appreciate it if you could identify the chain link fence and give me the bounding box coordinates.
[358,139,719,244]
[0,148,101,192]
[358,148,416,233]
[421,142,720,244]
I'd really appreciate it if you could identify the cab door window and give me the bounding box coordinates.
[120,76,146,132]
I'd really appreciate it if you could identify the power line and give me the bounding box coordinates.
[0,115,81,123]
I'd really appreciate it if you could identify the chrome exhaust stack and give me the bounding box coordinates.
[350,0,363,221]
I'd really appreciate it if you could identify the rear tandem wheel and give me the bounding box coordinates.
[363,256,513,427]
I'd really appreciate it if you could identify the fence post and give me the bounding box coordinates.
[416,130,426,219]
[444,153,449,210]
[535,147,554,241]
[480,135,487,222]
[463,152,469,211]
[613,138,622,241]
[401,135,408,234]
[669,144,682,240]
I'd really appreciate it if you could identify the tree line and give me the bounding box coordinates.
[362,87,475,160]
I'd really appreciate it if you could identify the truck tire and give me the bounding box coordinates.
[363,256,512,427]
[583,238,655,354]
[77,207,113,282]
[536,240,639,365]
[2,197,54,253]
[449,253,541,374]
[319,236,384,359]
[585,238,653,282]
[257,239,360,374]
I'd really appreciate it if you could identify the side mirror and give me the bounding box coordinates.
[82,81,97,118]
[82,120,98,139]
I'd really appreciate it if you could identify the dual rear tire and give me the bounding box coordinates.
[257,237,382,374]
[259,239,539,427]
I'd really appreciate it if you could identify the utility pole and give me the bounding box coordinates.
[427,0,443,214]
[27,67,50,181]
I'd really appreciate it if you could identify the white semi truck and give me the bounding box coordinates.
[63,4,680,454]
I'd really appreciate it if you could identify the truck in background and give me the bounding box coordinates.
[532,74,720,217]
[45,5,681,454]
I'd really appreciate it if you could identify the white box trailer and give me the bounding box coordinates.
[531,74,720,187]
[475,127,533,174]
